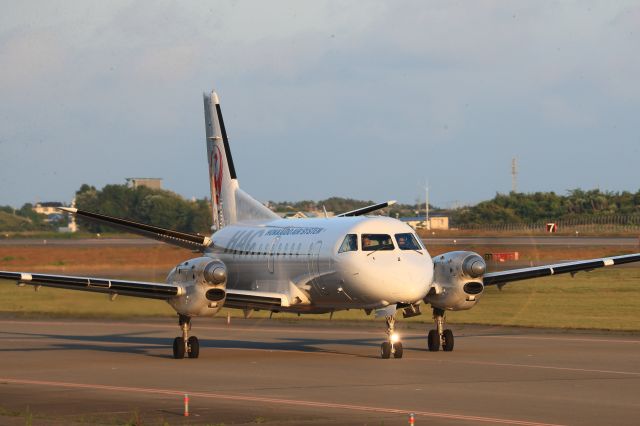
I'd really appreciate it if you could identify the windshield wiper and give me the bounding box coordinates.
[366,244,395,256]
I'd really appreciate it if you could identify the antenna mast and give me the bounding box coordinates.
[511,158,518,193]
[425,181,430,230]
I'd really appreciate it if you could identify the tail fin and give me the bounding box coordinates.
[203,90,279,229]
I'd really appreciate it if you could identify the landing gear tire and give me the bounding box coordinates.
[381,341,392,359]
[381,314,404,359]
[173,337,185,359]
[393,342,403,359]
[427,329,440,352]
[442,329,454,352]
[174,314,199,359]
[188,336,200,359]
[429,308,455,352]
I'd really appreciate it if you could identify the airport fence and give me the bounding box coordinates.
[455,215,640,234]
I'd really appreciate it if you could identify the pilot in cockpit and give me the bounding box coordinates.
[362,235,374,249]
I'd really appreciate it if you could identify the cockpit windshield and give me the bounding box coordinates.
[395,233,423,250]
[338,234,358,253]
[361,234,394,251]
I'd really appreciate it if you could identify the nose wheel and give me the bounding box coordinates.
[427,308,454,352]
[380,315,403,359]
[173,315,200,359]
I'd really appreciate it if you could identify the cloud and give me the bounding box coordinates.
[0,1,639,208]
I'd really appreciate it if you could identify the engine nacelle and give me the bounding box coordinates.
[166,257,227,317]
[424,251,486,311]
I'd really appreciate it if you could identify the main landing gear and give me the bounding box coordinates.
[380,315,403,359]
[173,314,199,359]
[427,308,454,352]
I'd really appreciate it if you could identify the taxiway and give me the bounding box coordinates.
[0,318,638,425]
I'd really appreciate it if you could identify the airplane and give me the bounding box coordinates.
[2,90,640,360]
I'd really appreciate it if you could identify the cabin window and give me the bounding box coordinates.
[361,234,394,251]
[338,234,358,253]
[395,233,422,250]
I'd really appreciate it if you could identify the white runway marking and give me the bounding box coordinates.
[405,359,640,377]
[0,377,565,426]
[476,335,640,344]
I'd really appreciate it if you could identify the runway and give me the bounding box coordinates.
[425,236,640,246]
[0,319,638,425]
[1,236,639,248]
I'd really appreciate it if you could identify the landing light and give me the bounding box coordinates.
[390,333,400,343]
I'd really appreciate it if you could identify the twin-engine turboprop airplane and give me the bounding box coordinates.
[2,90,640,359]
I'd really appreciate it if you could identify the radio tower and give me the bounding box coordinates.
[511,158,518,193]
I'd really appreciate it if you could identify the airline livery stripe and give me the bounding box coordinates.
[215,102,237,179]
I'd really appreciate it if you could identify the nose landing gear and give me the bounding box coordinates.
[380,315,403,359]
[427,308,454,352]
[173,314,200,359]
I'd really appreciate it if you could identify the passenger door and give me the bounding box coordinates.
[267,236,280,273]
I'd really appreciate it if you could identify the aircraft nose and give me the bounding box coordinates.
[336,253,432,304]
[388,257,432,302]
[409,260,433,300]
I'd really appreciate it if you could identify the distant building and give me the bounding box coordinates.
[400,215,449,230]
[126,178,162,190]
[33,202,64,216]
[429,216,449,230]
[58,198,78,233]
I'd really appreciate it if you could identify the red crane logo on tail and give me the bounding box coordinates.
[210,146,223,208]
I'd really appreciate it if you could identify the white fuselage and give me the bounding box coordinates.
[208,216,434,313]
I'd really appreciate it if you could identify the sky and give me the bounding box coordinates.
[1,1,639,209]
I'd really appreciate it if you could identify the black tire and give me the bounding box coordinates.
[188,336,200,359]
[427,329,440,352]
[442,329,454,352]
[380,341,391,359]
[173,337,185,359]
[393,342,403,358]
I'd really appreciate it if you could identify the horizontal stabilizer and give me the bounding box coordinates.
[60,207,211,251]
[338,200,396,217]
[0,270,182,300]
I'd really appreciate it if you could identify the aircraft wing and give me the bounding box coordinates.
[60,207,211,251]
[0,270,182,300]
[483,253,640,287]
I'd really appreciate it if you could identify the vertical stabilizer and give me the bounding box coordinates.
[203,90,278,229]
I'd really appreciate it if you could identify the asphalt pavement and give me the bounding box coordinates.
[0,318,638,425]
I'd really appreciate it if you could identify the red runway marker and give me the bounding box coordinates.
[0,377,565,426]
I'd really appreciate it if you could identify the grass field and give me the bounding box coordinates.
[2,267,639,331]
[1,242,639,331]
